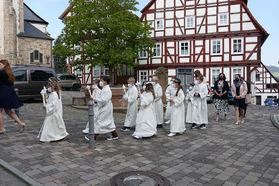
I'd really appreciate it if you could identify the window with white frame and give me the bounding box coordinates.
[180,41,190,56]
[104,67,110,76]
[139,70,148,83]
[211,39,222,55]
[211,68,221,85]
[232,67,243,80]
[232,38,243,54]
[139,48,147,58]
[93,66,100,76]
[155,19,164,30]
[186,16,195,28]
[153,43,161,57]
[76,69,82,77]
[218,13,228,25]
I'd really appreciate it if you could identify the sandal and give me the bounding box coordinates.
[0,129,6,134]
[19,123,25,133]
[235,121,240,125]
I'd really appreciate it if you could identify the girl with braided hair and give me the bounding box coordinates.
[38,77,68,142]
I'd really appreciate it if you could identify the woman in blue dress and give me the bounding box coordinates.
[0,60,25,134]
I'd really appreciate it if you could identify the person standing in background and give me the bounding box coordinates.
[213,73,229,122]
[152,76,164,128]
[0,60,25,134]
[231,74,248,125]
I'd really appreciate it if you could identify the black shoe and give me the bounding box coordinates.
[157,124,163,128]
[190,124,198,129]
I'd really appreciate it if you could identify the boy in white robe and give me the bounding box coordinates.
[165,78,176,124]
[132,83,157,139]
[168,78,186,137]
[92,76,118,140]
[152,76,164,128]
[39,77,68,142]
[121,77,139,131]
[190,75,208,129]
[83,79,102,134]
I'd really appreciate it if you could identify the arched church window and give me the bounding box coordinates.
[30,50,43,63]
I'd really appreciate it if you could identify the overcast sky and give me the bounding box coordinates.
[24,0,279,67]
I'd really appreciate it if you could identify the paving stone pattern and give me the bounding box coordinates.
[0,91,279,186]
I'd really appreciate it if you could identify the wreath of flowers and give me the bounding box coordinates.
[155,67,168,76]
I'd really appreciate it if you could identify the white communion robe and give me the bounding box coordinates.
[132,92,157,137]
[153,83,164,125]
[185,88,195,124]
[170,89,186,133]
[39,92,69,142]
[124,85,139,128]
[192,83,208,125]
[95,85,116,134]
[85,88,101,129]
[165,85,177,120]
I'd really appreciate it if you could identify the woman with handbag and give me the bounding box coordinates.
[213,73,230,122]
[232,74,248,125]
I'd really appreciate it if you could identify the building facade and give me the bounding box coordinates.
[136,0,278,105]
[0,0,53,67]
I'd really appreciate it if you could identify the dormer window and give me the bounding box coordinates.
[218,13,228,26]
[155,19,164,30]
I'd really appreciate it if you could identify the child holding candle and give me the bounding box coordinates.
[38,77,68,142]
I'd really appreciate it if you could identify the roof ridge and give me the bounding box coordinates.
[24,3,48,24]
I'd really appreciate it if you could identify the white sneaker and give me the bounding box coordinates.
[82,128,89,134]
[133,135,142,139]
[84,136,89,141]
[165,120,171,124]
[167,133,176,137]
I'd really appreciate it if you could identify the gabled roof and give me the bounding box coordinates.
[24,3,48,24]
[59,3,73,20]
[17,21,53,40]
[141,0,154,13]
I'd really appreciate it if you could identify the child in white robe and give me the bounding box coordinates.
[121,77,139,131]
[83,79,102,134]
[132,83,157,139]
[39,77,68,142]
[92,76,118,141]
[152,76,164,128]
[168,78,186,137]
[190,75,208,129]
[186,84,194,124]
[165,78,176,124]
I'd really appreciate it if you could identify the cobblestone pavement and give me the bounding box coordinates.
[0,91,279,186]
[0,166,27,186]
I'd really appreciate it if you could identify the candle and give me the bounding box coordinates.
[86,85,92,98]
[122,84,127,94]
[136,81,141,95]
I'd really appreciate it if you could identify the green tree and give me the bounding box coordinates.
[53,36,69,74]
[58,0,154,82]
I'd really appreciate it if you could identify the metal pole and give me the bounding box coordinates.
[14,88,19,118]
[88,100,94,149]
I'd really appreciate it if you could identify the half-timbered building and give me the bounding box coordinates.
[137,0,278,105]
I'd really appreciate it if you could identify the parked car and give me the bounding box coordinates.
[207,86,214,103]
[57,74,81,91]
[12,66,56,99]
[264,98,278,106]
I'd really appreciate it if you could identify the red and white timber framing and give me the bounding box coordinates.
[136,0,278,105]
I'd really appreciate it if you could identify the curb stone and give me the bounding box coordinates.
[0,159,42,186]
[271,115,279,129]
